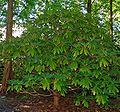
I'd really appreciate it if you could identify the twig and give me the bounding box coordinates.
[92,0,96,4]
[68,87,81,92]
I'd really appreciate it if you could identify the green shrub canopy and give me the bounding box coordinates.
[0,1,119,107]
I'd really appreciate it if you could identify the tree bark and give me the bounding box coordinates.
[2,0,13,92]
[110,0,113,38]
[87,0,91,13]
[53,91,60,108]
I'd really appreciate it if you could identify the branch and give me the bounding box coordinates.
[92,0,96,4]
[19,91,52,97]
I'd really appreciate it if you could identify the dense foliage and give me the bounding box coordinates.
[0,1,120,108]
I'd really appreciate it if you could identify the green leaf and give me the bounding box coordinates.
[92,86,102,95]
[54,80,62,91]
[82,99,89,108]
[63,59,68,65]
[47,60,57,71]
[41,78,50,90]
[53,80,66,95]
[53,46,61,54]
[73,50,79,58]
[83,48,89,56]
[99,58,109,67]
[72,78,80,86]
[107,84,119,95]
[79,77,92,89]
[96,95,108,105]
[28,47,35,57]
[80,66,90,73]
[29,66,34,73]
[13,51,20,59]
[75,99,81,106]
[70,62,78,70]
[80,48,84,54]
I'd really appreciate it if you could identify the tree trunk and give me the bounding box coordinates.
[53,91,60,108]
[2,0,13,92]
[87,0,91,13]
[110,0,113,38]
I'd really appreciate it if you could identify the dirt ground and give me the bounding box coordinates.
[0,92,120,112]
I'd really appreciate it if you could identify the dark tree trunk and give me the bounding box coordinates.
[87,0,91,13]
[110,0,113,38]
[2,0,13,92]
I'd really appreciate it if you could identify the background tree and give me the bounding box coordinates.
[110,0,113,38]
[1,0,13,92]
[0,0,45,92]
[87,0,91,13]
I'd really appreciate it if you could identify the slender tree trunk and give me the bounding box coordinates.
[87,0,91,13]
[53,91,60,108]
[2,0,13,92]
[110,0,113,38]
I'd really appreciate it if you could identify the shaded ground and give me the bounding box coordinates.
[0,92,120,112]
